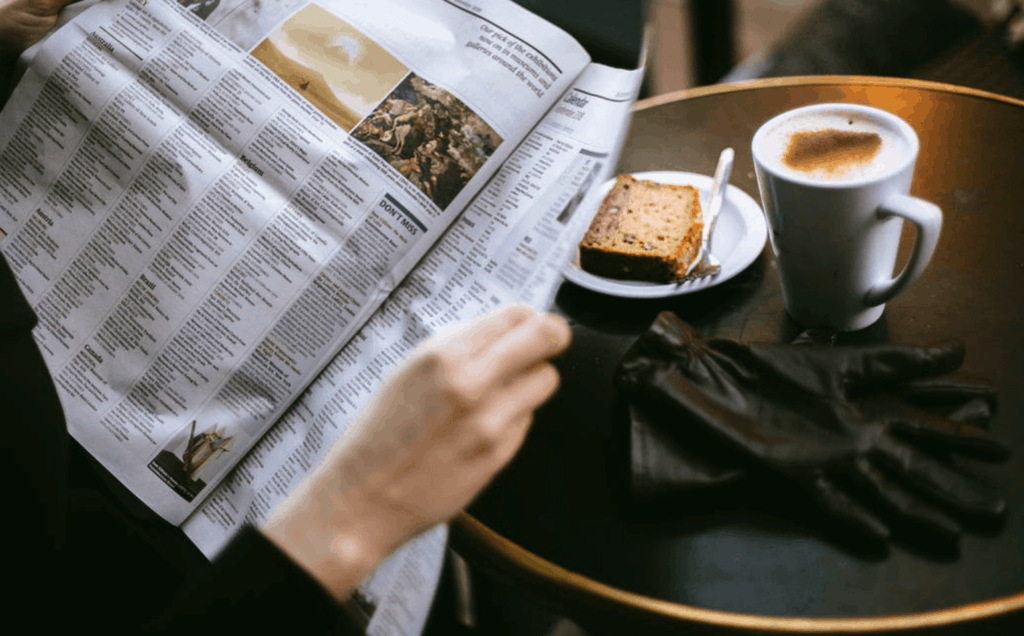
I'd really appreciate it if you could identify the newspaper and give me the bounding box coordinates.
[0,0,644,633]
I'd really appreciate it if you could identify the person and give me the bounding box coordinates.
[0,1,572,632]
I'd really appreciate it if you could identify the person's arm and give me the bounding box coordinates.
[263,303,571,601]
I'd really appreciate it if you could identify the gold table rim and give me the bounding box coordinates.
[454,512,1024,633]
[635,74,1024,110]
[455,75,1024,633]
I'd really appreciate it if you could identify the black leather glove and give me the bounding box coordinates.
[617,312,1010,544]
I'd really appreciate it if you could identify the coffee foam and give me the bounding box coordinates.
[758,111,909,182]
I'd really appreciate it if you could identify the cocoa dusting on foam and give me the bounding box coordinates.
[783,129,882,177]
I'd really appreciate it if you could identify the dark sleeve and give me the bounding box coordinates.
[1,253,355,634]
[149,525,353,635]
[0,252,69,617]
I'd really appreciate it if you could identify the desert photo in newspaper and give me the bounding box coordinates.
[250,3,408,131]
[351,73,503,210]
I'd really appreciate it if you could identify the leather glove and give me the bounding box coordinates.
[617,312,1010,544]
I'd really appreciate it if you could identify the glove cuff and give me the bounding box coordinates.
[617,312,701,390]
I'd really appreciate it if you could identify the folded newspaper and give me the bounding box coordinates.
[0,0,644,632]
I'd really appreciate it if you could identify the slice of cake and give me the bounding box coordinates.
[578,175,703,282]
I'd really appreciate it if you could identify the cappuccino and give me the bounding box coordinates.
[755,110,910,183]
[751,103,940,331]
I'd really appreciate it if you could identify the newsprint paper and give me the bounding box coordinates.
[0,0,644,633]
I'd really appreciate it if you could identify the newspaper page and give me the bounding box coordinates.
[0,0,588,522]
[183,61,645,636]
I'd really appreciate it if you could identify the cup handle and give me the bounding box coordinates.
[864,194,942,307]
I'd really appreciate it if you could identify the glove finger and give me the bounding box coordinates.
[862,393,993,429]
[872,435,1007,520]
[895,377,997,416]
[863,394,994,429]
[887,411,1011,462]
[841,341,965,393]
[851,457,961,542]
[807,474,890,543]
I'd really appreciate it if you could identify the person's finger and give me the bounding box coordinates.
[476,361,560,440]
[840,341,965,392]
[428,303,537,360]
[872,436,1006,519]
[492,412,536,466]
[456,364,557,468]
[851,457,961,542]
[467,312,570,385]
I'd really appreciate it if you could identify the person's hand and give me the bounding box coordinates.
[0,0,79,58]
[264,304,571,599]
[617,312,1009,546]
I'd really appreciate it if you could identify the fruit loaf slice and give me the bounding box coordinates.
[578,175,703,282]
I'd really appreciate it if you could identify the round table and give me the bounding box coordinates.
[452,77,1024,634]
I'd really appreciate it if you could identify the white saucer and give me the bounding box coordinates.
[563,171,768,298]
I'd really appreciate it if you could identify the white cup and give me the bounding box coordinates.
[751,103,942,331]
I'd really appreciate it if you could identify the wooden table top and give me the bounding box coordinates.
[453,77,1024,635]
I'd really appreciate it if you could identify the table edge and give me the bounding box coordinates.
[454,512,1024,633]
[633,75,1024,111]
